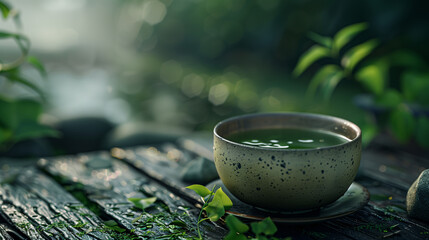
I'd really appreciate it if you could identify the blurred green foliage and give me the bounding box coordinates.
[0,1,58,152]
[294,22,429,149]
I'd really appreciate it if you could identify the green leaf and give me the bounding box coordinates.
[307,64,342,97]
[13,121,60,142]
[103,220,126,233]
[127,197,157,210]
[341,39,378,71]
[388,105,415,143]
[224,231,248,240]
[0,97,16,129]
[389,50,427,70]
[401,71,429,106]
[361,123,378,148]
[5,75,45,100]
[224,215,249,240]
[27,56,47,77]
[0,2,10,19]
[0,32,30,54]
[250,217,277,236]
[293,45,330,77]
[307,32,332,48]
[375,89,402,109]
[169,220,188,228]
[216,187,233,210]
[14,98,43,122]
[319,68,344,100]
[0,127,12,145]
[416,117,429,149]
[333,22,368,53]
[203,190,225,222]
[186,184,212,198]
[131,213,143,224]
[0,31,17,39]
[225,215,249,234]
[104,220,118,227]
[355,61,387,96]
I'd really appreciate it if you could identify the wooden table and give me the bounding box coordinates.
[0,136,428,239]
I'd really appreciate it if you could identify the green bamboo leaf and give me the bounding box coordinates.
[293,45,330,77]
[389,105,415,143]
[186,184,212,198]
[0,2,10,19]
[27,56,47,77]
[0,31,18,39]
[0,32,29,53]
[320,69,344,100]
[333,22,367,53]
[416,117,429,149]
[14,34,30,55]
[127,197,157,210]
[250,217,277,236]
[307,32,332,48]
[355,61,387,96]
[341,39,378,71]
[5,75,45,100]
[307,64,342,97]
[203,190,225,222]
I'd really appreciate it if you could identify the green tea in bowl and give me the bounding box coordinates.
[213,112,361,211]
[226,128,349,149]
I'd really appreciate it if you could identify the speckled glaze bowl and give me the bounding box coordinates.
[213,112,361,211]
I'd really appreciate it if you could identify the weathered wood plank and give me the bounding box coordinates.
[39,151,227,239]
[111,143,429,240]
[0,161,113,240]
[110,146,208,205]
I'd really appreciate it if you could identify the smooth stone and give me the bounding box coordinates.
[406,169,429,222]
[50,116,115,154]
[180,157,219,185]
[104,122,189,148]
[0,138,53,158]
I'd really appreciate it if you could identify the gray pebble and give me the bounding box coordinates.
[180,157,218,185]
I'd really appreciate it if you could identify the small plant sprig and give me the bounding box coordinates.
[186,184,290,240]
[186,184,233,239]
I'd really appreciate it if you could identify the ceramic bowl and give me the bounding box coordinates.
[213,112,361,211]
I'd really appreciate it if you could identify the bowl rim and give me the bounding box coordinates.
[213,112,361,152]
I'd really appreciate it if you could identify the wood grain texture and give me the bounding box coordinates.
[39,151,227,239]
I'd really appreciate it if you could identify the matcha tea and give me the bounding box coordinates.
[226,128,349,149]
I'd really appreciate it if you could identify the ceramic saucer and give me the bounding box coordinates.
[206,180,369,223]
